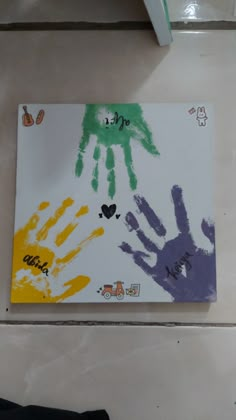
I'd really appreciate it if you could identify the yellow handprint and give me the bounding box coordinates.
[11,198,104,303]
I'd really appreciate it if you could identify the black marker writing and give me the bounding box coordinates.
[23,255,49,276]
[166,252,193,280]
[105,112,130,131]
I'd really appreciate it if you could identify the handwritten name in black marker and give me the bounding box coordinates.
[105,112,130,131]
[23,255,49,276]
[166,252,193,280]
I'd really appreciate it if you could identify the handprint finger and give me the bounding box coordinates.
[128,104,159,156]
[75,153,84,178]
[125,212,139,231]
[38,202,50,211]
[75,134,91,177]
[123,143,137,191]
[138,120,160,155]
[119,242,154,275]
[36,198,74,241]
[55,275,90,303]
[11,274,90,303]
[201,219,215,244]
[119,241,148,257]
[75,135,91,178]
[107,169,115,199]
[171,185,190,234]
[119,242,134,254]
[136,230,159,253]
[52,227,104,276]
[106,147,116,199]
[134,195,166,236]
[17,201,49,239]
[75,108,92,178]
[140,135,160,155]
[55,205,89,247]
[125,212,159,253]
[91,145,101,192]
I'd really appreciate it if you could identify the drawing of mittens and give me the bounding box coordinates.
[11,198,104,303]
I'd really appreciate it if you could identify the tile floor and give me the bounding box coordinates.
[168,0,236,21]
[0,325,236,420]
[0,29,235,322]
[0,6,236,419]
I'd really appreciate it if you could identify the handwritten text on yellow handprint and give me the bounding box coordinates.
[11,198,104,303]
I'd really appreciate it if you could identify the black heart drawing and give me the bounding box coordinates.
[101,204,117,219]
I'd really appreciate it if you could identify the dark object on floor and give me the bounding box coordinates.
[0,398,109,420]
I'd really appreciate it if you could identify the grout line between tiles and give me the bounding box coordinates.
[0,21,152,31]
[172,20,236,29]
[0,321,236,327]
[0,20,236,31]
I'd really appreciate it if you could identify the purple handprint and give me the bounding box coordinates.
[120,185,216,302]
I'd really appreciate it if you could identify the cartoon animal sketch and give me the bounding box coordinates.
[100,281,125,300]
[196,106,208,126]
[75,104,160,199]
[120,185,216,302]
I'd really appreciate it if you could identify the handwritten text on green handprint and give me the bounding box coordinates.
[75,104,160,198]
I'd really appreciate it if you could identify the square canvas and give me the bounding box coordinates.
[11,103,216,303]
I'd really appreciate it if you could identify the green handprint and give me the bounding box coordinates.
[75,104,160,199]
